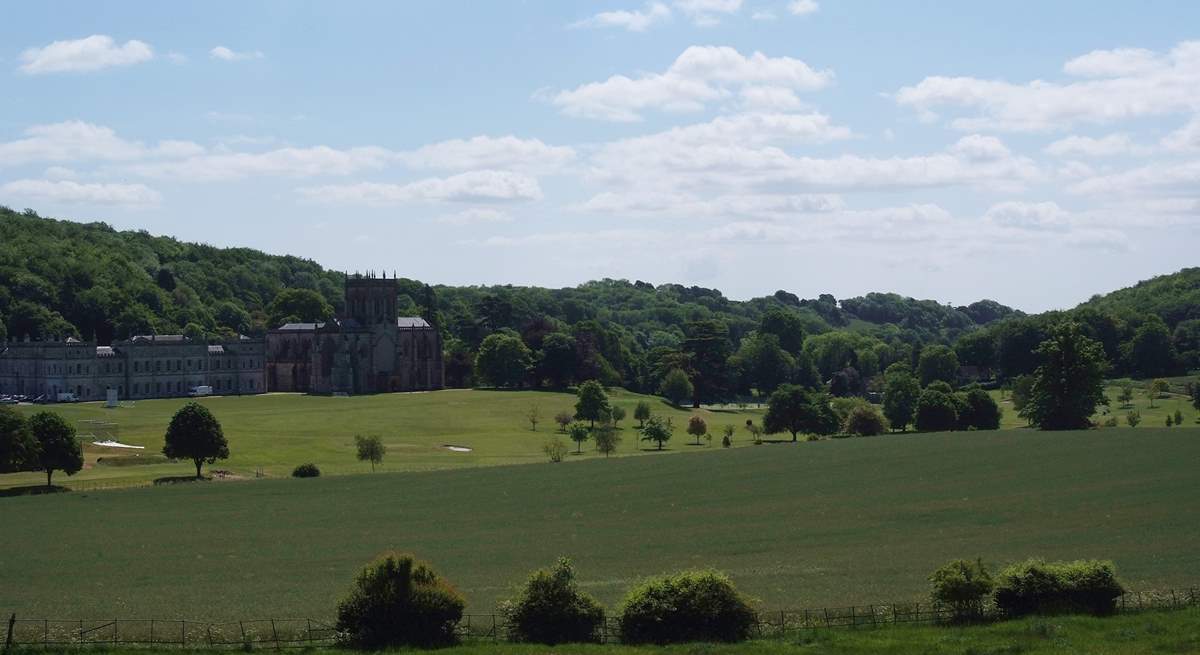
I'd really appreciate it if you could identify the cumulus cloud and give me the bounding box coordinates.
[435,208,515,225]
[398,135,575,172]
[948,134,1011,161]
[128,146,393,181]
[571,3,671,31]
[1044,133,1138,157]
[543,45,833,121]
[1162,115,1200,152]
[19,35,153,74]
[298,170,543,205]
[210,46,264,61]
[984,201,1071,230]
[787,0,819,16]
[895,40,1200,131]
[1069,160,1200,195]
[673,0,743,25]
[0,121,203,165]
[0,179,161,207]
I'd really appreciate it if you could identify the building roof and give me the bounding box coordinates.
[128,334,188,343]
[208,345,226,355]
[397,317,431,328]
[276,322,325,331]
[95,346,116,357]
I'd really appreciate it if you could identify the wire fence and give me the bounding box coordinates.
[4,587,1197,649]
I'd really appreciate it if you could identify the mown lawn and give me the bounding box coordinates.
[1,389,765,489]
[1,426,1196,620]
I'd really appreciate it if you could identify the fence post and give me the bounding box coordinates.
[182,620,186,648]
[892,604,897,625]
[779,610,785,639]
[207,624,213,648]
[492,615,497,643]
[271,619,280,651]
[150,619,155,644]
[44,619,48,646]
[79,619,84,646]
[239,621,245,646]
[823,607,830,628]
[4,613,14,653]
[114,619,118,645]
[869,605,876,626]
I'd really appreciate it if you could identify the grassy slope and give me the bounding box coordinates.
[1,389,764,489]
[991,383,1197,430]
[1,426,1197,620]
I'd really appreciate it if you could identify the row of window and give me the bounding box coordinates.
[0,358,260,376]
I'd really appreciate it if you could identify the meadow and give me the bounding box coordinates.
[1,426,1197,620]
[1,389,764,490]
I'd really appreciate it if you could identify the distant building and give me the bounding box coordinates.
[265,274,443,394]
[0,334,264,401]
[0,273,443,402]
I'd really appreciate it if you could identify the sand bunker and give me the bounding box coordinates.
[91,440,145,449]
[442,444,472,452]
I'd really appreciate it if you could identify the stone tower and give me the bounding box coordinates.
[344,273,397,325]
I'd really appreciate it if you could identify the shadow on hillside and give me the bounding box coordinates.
[152,475,209,486]
[0,485,70,498]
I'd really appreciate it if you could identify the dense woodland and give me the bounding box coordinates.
[2,207,1197,403]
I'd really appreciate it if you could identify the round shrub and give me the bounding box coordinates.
[915,389,959,432]
[502,557,604,644]
[843,404,889,436]
[957,388,1002,430]
[292,463,320,478]
[929,559,993,622]
[617,570,756,644]
[994,559,1124,618]
[335,552,465,649]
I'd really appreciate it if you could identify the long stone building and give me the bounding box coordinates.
[0,274,443,401]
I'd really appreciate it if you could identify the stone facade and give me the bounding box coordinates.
[0,274,442,402]
[266,275,443,394]
[0,335,265,401]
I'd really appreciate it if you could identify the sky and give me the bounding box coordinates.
[2,1,1199,313]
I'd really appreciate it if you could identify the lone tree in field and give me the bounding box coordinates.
[1146,379,1169,408]
[526,404,541,431]
[1021,322,1108,430]
[0,406,39,474]
[594,424,621,457]
[29,411,82,487]
[686,416,708,445]
[763,384,837,442]
[567,422,590,454]
[355,434,386,471]
[609,405,627,426]
[639,415,673,450]
[883,369,921,432]
[163,402,229,479]
[554,411,573,433]
[633,401,652,428]
[1118,383,1135,408]
[574,380,610,428]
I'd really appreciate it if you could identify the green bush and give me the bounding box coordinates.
[915,389,959,432]
[929,559,993,622]
[842,404,889,436]
[501,557,604,644]
[957,388,1002,430]
[292,463,320,478]
[617,570,756,644]
[993,559,1124,618]
[335,552,465,649]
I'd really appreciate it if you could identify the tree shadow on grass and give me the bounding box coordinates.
[153,475,210,486]
[0,485,70,498]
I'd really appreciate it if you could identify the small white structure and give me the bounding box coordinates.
[106,388,119,408]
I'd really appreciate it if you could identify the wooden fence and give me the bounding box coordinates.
[4,587,1196,650]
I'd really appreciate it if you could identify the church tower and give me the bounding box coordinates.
[344,273,397,325]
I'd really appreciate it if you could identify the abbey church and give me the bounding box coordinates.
[265,273,444,394]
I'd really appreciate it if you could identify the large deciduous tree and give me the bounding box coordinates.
[658,368,694,407]
[681,320,733,407]
[757,307,806,355]
[574,380,610,429]
[729,333,795,396]
[763,384,838,442]
[0,406,39,474]
[918,345,960,388]
[1125,316,1179,378]
[914,389,958,432]
[1022,322,1109,430]
[883,369,921,432]
[474,332,532,388]
[268,288,333,326]
[28,411,83,487]
[163,402,229,478]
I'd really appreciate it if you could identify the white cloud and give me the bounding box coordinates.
[948,134,1011,161]
[298,170,543,205]
[787,0,819,16]
[984,201,1071,231]
[673,0,742,25]
[210,46,264,61]
[43,166,79,180]
[0,179,161,207]
[545,45,833,121]
[167,52,189,64]
[0,121,203,165]
[1162,115,1200,152]
[895,40,1200,131]
[128,146,393,181]
[19,35,153,74]
[571,3,671,31]
[398,135,575,172]
[1069,160,1200,195]
[751,10,777,21]
[738,85,806,111]
[1044,133,1137,157]
[435,208,515,225]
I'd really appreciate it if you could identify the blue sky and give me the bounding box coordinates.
[2,1,1199,312]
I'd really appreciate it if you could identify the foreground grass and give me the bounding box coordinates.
[1,427,1197,619]
[1,389,764,489]
[11,610,1200,654]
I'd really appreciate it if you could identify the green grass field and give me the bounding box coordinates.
[1,389,765,490]
[1,426,1197,620]
[14,610,1197,655]
[990,382,1197,430]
